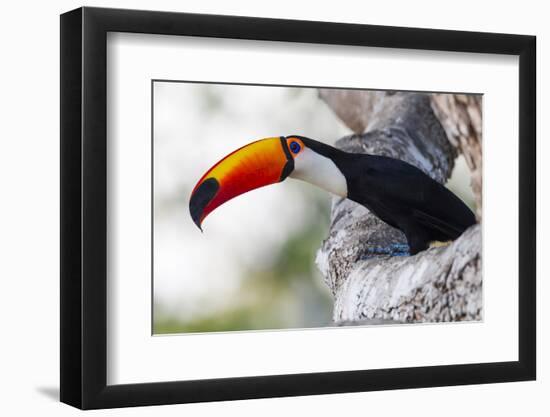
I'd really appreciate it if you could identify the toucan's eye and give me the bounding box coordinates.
[289,141,301,154]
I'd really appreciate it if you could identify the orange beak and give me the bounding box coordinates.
[189,137,294,230]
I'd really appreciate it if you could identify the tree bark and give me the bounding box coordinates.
[431,94,483,220]
[316,90,482,324]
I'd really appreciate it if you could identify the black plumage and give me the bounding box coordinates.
[298,137,476,255]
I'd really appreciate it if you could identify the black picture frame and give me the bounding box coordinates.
[60,6,536,410]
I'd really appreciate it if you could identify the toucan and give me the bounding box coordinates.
[189,135,476,255]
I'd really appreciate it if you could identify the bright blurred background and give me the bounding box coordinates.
[153,82,475,334]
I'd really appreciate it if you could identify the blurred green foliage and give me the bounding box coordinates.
[154,189,333,334]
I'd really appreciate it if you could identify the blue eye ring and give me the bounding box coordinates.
[289,141,301,154]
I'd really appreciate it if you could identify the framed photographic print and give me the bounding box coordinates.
[60,6,536,409]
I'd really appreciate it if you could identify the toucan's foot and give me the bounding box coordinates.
[429,240,452,249]
[363,242,410,259]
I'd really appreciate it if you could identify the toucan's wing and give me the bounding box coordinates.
[364,156,476,239]
[411,177,476,240]
[410,206,466,238]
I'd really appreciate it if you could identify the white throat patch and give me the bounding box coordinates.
[289,147,348,198]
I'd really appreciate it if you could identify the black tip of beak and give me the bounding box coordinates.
[189,177,219,231]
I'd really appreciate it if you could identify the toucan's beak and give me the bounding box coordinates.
[189,137,294,230]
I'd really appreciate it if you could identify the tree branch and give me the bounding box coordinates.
[316,90,482,324]
[431,94,483,220]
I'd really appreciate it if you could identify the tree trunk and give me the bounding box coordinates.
[431,94,483,220]
[316,90,482,324]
